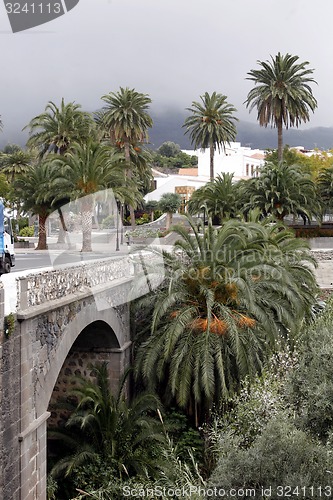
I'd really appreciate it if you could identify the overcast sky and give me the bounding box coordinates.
[1,0,333,145]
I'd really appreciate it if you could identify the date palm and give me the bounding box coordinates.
[49,141,136,252]
[24,98,96,157]
[183,92,238,180]
[0,147,33,183]
[245,53,317,161]
[100,87,153,227]
[14,162,54,250]
[0,147,36,217]
[135,217,317,424]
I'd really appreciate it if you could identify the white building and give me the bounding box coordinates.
[145,143,266,206]
[184,142,265,180]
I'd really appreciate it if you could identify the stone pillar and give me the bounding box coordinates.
[19,413,49,500]
[19,318,50,500]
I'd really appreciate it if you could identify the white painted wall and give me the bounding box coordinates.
[144,175,206,202]
[196,142,265,179]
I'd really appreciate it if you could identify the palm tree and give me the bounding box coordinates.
[49,141,136,252]
[0,147,35,217]
[245,53,317,162]
[317,166,333,215]
[14,162,54,250]
[24,98,96,157]
[188,173,239,222]
[100,87,153,227]
[0,147,33,183]
[135,217,317,424]
[183,92,238,180]
[241,161,320,223]
[50,363,164,483]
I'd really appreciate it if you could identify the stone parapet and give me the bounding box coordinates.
[311,249,333,261]
[17,256,131,309]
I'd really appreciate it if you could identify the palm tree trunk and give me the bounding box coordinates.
[35,211,48,250]
[124,140,136,229]
[277,118,283,162]
[209,142,215,180]
[57,208,67,244]
[81,198,93,252]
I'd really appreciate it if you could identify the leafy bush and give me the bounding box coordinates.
[19,225,34,237]
[209,349,297,450]
[101,215,115,229]
[286,297,333,440]
[135,213,150,225]
[209,416,333,499]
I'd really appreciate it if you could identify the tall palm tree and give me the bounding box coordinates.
[24,98,96,157]
[245,53,317,161]
[135,217,317,424]
[49,141,136,252]
[183,92,238,180]
[14,162,54,250]
[100,87,153,227]
[24,99,97,242]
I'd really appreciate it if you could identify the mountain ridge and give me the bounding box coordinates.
[1,109,332,151]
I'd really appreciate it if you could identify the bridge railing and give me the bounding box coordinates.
[17,256,132,310]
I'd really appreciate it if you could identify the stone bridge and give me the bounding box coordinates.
[0,247,331,500]
[0,254,151,500]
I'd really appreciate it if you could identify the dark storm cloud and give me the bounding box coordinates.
[1,0,332,145]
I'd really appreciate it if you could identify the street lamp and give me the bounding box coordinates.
[115,201,120,251]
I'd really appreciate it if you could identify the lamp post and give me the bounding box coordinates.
[115,201,120,251]
[120,203,124,245]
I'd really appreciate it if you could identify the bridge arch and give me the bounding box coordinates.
[36,302,126,418]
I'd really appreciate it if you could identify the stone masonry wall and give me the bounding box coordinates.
[0,286,21,500]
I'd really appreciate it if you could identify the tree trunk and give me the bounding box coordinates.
[209,142,215,181]
[35,211,48,250]
[165,212,172,231]
[57,208,67,244]
[277,118,283,162]
[124,139,136,228]
[81,198,93,252]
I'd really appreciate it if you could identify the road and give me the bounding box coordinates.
[12,251,120,272]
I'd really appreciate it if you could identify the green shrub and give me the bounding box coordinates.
[135,213,150,225]
[101,215,115,229]
[286,297,333,440]
[208,349,297,450]
[209,416,333,499]
[19,226,34,237]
